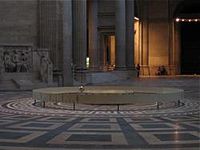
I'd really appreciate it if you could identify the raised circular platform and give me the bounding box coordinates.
[33,86,184,105]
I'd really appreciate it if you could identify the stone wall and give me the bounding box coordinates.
[0,0,37,45]
[98,0,115,27]
[138,0,181,75]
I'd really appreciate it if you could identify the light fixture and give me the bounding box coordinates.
[176,18,180,22]
[86,57,89,68]
[134,17,139,21]
[175,18,200,22]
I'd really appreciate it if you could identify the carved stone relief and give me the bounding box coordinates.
[0,48,4,74]
[0,46,32,73]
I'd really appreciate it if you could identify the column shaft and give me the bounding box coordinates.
[88,0,98,70]
[126,0,134,68]
[63,0,73,85]
[115,0,126,69]
[73,0,87,69]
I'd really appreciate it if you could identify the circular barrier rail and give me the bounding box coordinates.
[33,86,184,110]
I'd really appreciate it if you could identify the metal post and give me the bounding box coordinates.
[42,101,45,108]
[117,104,120,111]
[177,100,181,107]
[73,102,76,110]
[156,102,159,110]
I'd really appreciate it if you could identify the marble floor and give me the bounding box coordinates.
[0,76,199,150]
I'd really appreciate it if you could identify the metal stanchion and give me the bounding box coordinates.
[42,101,45,108]
[73,102,76,110]
[117,104,120,111]
[177,100,181,107]
[156,102,159,110]
[33,99,36,105]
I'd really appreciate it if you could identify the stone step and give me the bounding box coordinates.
[1,73,32,80]
[0,73,33,91]
[0,79,18,90]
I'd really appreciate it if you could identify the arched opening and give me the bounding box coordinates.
[174,0,200,75]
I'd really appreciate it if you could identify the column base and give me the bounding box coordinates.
[73,70,137,85]
[114,66,128,71]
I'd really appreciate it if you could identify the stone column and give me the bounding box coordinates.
[115,0,126,69]
[88,0,98,70]
[174,22,181,74]
[63,0,73,85]
[72,0,87,69]
[126,0,134,69]
[140,0,149,75]
[38,0,62,70]
[88,0,99,69]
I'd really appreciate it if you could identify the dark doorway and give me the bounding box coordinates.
[180,22,200,74]
[102,34,115,70]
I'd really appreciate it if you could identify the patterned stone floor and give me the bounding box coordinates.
[0,76,199,150]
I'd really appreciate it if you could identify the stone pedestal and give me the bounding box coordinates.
[85,70,137,84]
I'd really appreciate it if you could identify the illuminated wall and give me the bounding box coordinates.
[134,18,140,65]
[137,0,182,75]
[110,36,115,67]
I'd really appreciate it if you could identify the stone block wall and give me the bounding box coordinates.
[0,0,37,45]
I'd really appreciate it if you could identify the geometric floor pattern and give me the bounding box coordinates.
[0,113,199,149]
[0,76,199,149]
